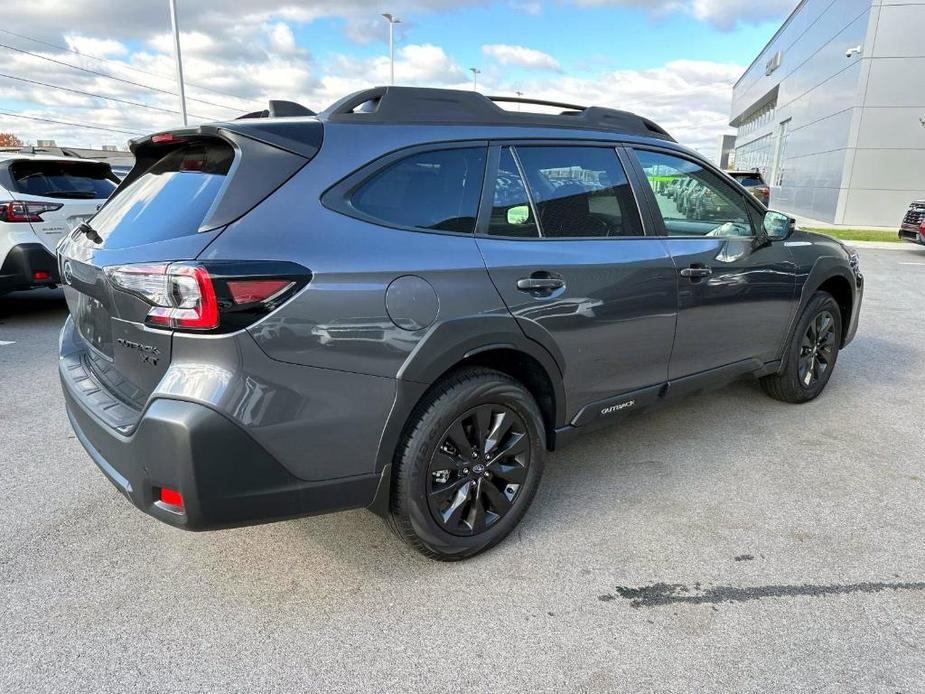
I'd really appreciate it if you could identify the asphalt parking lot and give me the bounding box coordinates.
[2,247,923,693]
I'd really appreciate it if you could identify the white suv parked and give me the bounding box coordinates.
[0,152,117,295]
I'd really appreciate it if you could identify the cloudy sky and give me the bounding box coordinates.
[0,0,796,159]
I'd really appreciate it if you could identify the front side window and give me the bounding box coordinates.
[634,149,755,238]
[350,147,486,233]
[516,146,641,238]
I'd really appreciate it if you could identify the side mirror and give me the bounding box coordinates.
[507,204,530,225]
[763,210,795,240]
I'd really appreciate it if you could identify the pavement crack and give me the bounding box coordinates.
[599,581,925,608]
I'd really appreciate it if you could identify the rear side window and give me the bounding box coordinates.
[89,140,234,248]
[9,160,117,199]
[350,147,486,233]
[514,146,642,238]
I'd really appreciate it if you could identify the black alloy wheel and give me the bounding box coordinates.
[798,310,836,389]
[427,404,530,536]
[760,291,842,404]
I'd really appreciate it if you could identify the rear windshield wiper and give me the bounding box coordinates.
[74,221,102,244]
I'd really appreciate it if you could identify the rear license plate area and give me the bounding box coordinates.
[74,292,115,359]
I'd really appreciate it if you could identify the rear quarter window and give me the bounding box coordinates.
[348,147,486,233]
[9,160,117,199]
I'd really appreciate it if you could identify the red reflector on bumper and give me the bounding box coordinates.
[159,487,184,508]
[33,271,50,280]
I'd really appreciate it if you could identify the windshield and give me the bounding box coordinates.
[9,160,117,199]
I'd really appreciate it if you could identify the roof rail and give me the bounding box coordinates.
[317,86,674,141]
[238,99,316,120]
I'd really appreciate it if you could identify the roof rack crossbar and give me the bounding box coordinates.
[487,95,586,112]
[317,87,674,142]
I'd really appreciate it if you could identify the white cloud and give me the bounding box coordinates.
[570,0,793,30]
[689,0,795,30]
[510,1,543,14]
[326,43,467,92]
[488,58,743,157]
[482,44,561,71]
[63,36,128,57]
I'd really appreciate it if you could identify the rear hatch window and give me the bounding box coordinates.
[90,140,234,249]
[9,160,117,199]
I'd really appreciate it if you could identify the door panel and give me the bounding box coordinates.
[661,237,795,377]
[476,144,677,421]
[478,237,677,418]
[630,147,797,379]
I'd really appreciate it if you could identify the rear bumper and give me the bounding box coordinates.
[61,366,384,531]
[0,243,59,293]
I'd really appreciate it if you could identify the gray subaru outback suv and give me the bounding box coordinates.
[58,87,863,560]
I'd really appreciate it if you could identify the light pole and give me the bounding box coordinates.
[515,90,523,111]
[382,13,401,85]
[470,67,481,92]
[168,0,188,125]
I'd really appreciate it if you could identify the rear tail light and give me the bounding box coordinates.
[105,261,309,333]
[0,200,63,223]
[226,279,293,305]
[142,264,219,330]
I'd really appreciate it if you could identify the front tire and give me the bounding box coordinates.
[761,291,842,403]
[388,368,546,561]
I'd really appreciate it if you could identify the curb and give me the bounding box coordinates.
[844,241,918,251]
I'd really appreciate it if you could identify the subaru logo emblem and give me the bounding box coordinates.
[63,260,73,285]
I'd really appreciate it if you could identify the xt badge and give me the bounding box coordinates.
[117,338,160,365]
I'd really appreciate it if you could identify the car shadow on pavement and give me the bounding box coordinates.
[0,288,67,322]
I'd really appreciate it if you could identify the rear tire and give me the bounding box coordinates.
[387,368,545,561]
[761,292,842,403]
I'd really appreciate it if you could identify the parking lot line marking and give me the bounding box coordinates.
[898,262,925,266]
[0,340,15,346]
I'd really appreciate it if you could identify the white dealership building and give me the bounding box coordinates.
[730,0,925,227]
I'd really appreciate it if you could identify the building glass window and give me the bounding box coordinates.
[734,134,773,176]
[737,101,777,137]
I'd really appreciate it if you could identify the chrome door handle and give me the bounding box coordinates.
[516,278,565,291]
[680,266,712,279]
